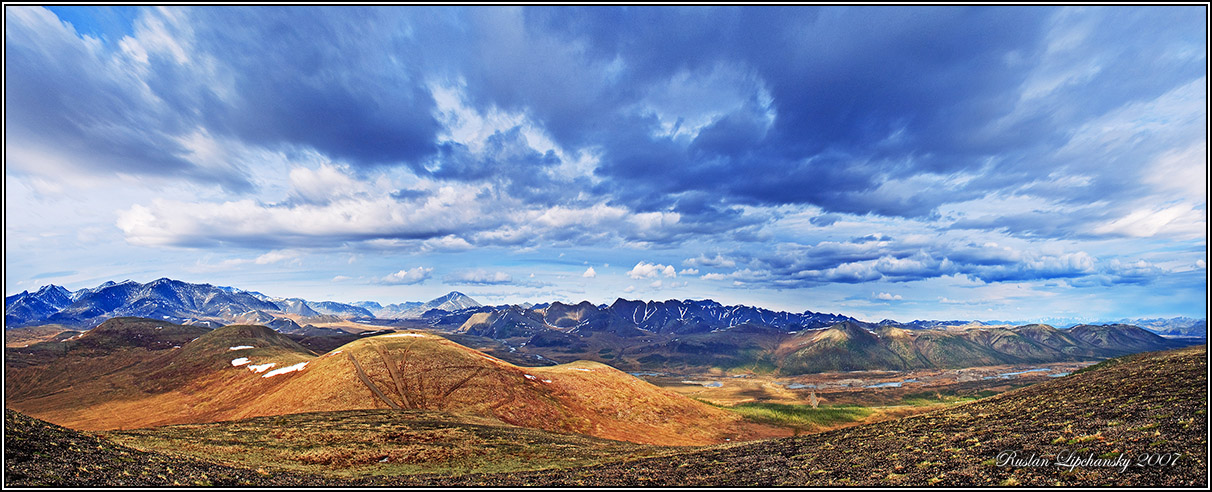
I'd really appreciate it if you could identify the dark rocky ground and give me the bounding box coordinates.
[5,345,1207,487]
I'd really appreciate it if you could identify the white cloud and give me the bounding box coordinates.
[289,163,363,204]
[875,292,903,301]
[448,269,512,285]
[381,267,432,285]
[627,261,676,279]
[678,268,699,276]
[684,253,736,269]
[254,250,297,265]
[1091,204,1205,239]
[582,266,597,278]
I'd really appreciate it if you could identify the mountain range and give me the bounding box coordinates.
[5,278,1203,375]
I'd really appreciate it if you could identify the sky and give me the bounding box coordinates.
[4,5,1207,323]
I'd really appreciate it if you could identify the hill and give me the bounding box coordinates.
[4,324,81,348]
[472,318,1190,375]
[5,321,776,445]
[6,345,1205,486]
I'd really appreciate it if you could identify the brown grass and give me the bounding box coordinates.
[8,330,783,446]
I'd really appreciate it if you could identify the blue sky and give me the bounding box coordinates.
[4,5,1207,323]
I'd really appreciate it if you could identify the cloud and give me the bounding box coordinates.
[582,266,596,278]
[627,261,677,279]
[254,250,297,265]
[381,266,432,285]
[875,292,903,301]
[4,7,254,191]
[683,253,736,269]
[6,6,1205,323]
[446,269,513,285]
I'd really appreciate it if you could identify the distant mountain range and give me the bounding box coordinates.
[5,278,1203,375]
[3,279,484,331]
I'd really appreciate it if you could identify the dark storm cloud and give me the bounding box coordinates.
[182,7,443,168]
[525,6,1057,218]
[473,6,1202,228]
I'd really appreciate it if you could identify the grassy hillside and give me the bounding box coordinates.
[7,322,778,446]
[104,409,676,478]
[4,324,80,348]
[5,345,1205,487]
[398,345,1205,486]
[222,332,778,445]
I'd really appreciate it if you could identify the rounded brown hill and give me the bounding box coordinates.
[9,325,776,446]
[234,332,773,445]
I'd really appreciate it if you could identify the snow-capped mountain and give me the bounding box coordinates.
[35,278,282,328]
[5,285,74,326]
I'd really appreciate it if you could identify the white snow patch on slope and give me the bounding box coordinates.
[229,345,255,351]
[572,368,592,372]
[231,357,251,366]
[262,361,308,378]
[247,362,276,373]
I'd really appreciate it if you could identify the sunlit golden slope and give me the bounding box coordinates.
[7,324,773,445]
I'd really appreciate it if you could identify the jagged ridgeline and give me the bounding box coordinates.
[6,278,1200,375]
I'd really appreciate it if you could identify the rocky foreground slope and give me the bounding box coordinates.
[5,345,1205,487]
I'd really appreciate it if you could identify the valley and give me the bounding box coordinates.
[6,345,1206,486]
[3,278,1207,487]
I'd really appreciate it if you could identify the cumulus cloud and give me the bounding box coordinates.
[582,266,596,278]
[381,266,432,285]
[447,269,513,285]
[683,253,736,269]
[875,292,903,301]
[627,261,677,279]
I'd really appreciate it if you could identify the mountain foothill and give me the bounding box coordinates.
[3,277,1206,486]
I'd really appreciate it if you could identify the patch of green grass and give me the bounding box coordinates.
[725,402,872,430]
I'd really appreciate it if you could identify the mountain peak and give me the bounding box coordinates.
[423,291,481,312]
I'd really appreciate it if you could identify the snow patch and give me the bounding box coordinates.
[228,345,254,351]
[247,362,276,373]
[263,361,308,378]
[231,357,250,367]
[572,368,592,372]
[524,374,538,381]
